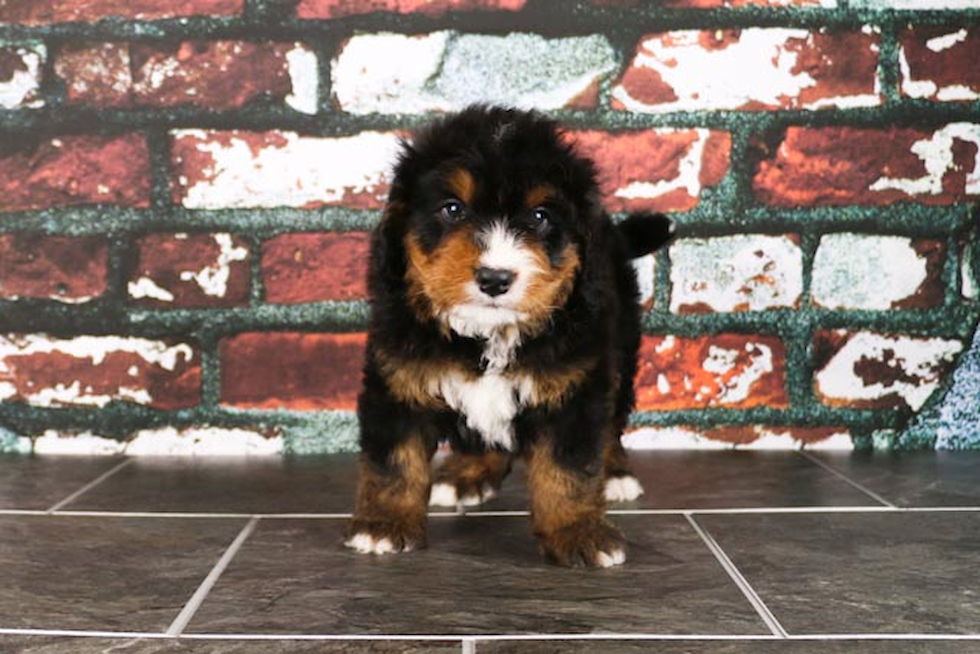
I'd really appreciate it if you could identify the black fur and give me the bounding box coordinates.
[351,106,673,565]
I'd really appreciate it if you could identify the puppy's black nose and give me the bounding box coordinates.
[475,267,515,297]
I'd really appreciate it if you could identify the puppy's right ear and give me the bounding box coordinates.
[369,198,410,296]
[368,138,418,295]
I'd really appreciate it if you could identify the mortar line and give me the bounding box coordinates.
[166,516,259,637]
[46,459,134,513]
[796,450,898,508]
[684,513,788,639]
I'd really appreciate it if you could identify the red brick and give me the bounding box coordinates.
[262,232,369,304]
[55,41,298,110]
[128,233,251,308]
[0,0,242,25]
[753,125,980,207]
[614,29,879,113]
[634,334,788,411]
[220,332,365,410]
[568,130,730,213]
[595,0,831,5]
[0,335,201,410]
[54,43,131,108]
[0,235,108,302]
[0,134,151,212]
[296,0,525,19]
[900,27,980,102]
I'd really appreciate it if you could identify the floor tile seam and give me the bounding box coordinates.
[166,516,261,637]
[683,512,789,639]
[6,506,980,518]
[795,451,900,508]
[2,629,979,641]
[45,459,134,513]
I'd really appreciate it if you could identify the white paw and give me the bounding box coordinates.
[428,482,459,507]
[344,533,405,555]
[604,475,644,503]
[595,549,627,568]
[429,482,497,508]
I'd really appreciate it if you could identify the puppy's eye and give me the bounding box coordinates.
[439,200,466,223]
[533,207,551,225]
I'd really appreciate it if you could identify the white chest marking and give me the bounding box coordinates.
[435,329,530,451]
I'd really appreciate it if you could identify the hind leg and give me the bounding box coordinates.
[603,436,644,503]
[429,450,513,507]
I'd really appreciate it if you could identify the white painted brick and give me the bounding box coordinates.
[631,254,656,309]
[815,332,963,411]
[172,130,402,210]
[868,123,980,197]
[285,44,319,115]
[964,243,978,299]
[0,44,45,109]
[333,32,615,114]
[622,426,851,451]
[125,427,283,456]
[851,0,980,8]
[669,235,803,313]
[613,29,880,113]
[812,234,934,310]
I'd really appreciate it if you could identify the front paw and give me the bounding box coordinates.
[344,519,426,555]
[537,519,627,568]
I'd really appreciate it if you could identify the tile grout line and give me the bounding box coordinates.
[796,451,899,509]
[8,506,980,519]
[684,512,788,639]
[45,459,134,513]
[3,628,980,641]
[166,516,260,637]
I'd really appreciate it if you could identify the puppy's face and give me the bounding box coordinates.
[390,109,598,337]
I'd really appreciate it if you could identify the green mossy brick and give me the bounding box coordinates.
[901,328,980,450]
[2,0,980,453]
[0,426,31,454]
[282,411,359,455]
[871,429,898,451]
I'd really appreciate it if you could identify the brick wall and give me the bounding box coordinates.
[1,0,978,455]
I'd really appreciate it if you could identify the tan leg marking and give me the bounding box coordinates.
[346,435,431,554]
[525,440,627,567]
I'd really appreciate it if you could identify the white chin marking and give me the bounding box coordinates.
[429,482,458,507]
[596,549,627,568]
[605,475,645,503]
[446,304,525,337]
[344,533,401,555]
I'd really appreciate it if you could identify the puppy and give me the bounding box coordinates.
[345,106,672,567]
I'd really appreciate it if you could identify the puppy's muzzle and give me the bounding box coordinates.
[475,267,516,297]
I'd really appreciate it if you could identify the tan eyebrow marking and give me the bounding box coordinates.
[445,168,476,205]
[525,185,556,208]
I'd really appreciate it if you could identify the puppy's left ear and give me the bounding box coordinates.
[617,212,675,259]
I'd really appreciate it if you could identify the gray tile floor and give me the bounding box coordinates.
[0,450,978,653]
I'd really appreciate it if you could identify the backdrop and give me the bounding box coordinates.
[0,0,978,455]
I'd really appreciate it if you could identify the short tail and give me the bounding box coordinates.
[618,212,675,259]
